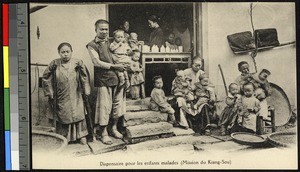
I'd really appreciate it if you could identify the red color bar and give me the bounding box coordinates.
[3,4,9,46]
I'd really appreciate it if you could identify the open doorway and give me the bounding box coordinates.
[108,3,195,96]
[108,3,194,52]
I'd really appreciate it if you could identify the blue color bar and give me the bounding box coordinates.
[5,131,11,170]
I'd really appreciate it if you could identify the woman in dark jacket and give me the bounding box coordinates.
[148,15,164,48]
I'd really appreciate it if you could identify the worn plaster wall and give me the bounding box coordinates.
[202,3,296,107]
[30,4,107,125]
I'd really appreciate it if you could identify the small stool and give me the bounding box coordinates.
[257,106,276,134]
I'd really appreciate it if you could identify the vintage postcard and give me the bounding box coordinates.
[30,2,297,170]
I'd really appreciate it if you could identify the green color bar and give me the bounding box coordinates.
[4,88,10,130]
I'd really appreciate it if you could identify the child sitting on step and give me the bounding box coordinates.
[150,75,178,127]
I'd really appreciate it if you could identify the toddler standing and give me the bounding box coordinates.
[128,50,145,99]
[236,82,261,133]
[219,83,241,135]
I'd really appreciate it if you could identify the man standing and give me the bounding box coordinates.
[86,19,126,145]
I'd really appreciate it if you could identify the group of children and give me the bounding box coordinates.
[150,64,218,134]
[110,29,145,99]
[149,59,272,136]
[219,61,271,135]
[110,28,273,135]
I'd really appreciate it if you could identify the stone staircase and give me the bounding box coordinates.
[123,98,175,143]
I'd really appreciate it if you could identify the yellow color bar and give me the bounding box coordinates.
[3,46,9,88]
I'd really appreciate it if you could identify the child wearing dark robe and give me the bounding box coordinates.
[128,50,145,99]
[219,83,241,135]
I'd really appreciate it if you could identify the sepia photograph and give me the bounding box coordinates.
[29,2,297,169]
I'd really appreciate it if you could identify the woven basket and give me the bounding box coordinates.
[267,131,296,147]
[231,132,266,147]
[32,130,68,153]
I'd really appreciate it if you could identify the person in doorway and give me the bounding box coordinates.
[165,32,178,50]
[42,42,90,145]
[86,19,126,145]
[148,15,164,48]
[119,19,130,41]
[175,37,182,47]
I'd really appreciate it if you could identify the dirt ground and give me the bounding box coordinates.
[32,124,297,170]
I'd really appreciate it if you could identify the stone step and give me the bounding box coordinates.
[123,110,168,127]
[126,98,150,106]
[127,133,174,144]
[126,122,174,139]
[126,98,150,112]
[126,104,149,112]
[171,127,195,136]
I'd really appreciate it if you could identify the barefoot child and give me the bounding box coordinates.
[150,76,178,126]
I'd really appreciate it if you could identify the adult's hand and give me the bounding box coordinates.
[111,63,126,72]
[138,41,144,45]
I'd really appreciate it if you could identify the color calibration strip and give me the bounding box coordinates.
[9,4,20,170]
[3,3,12,171]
